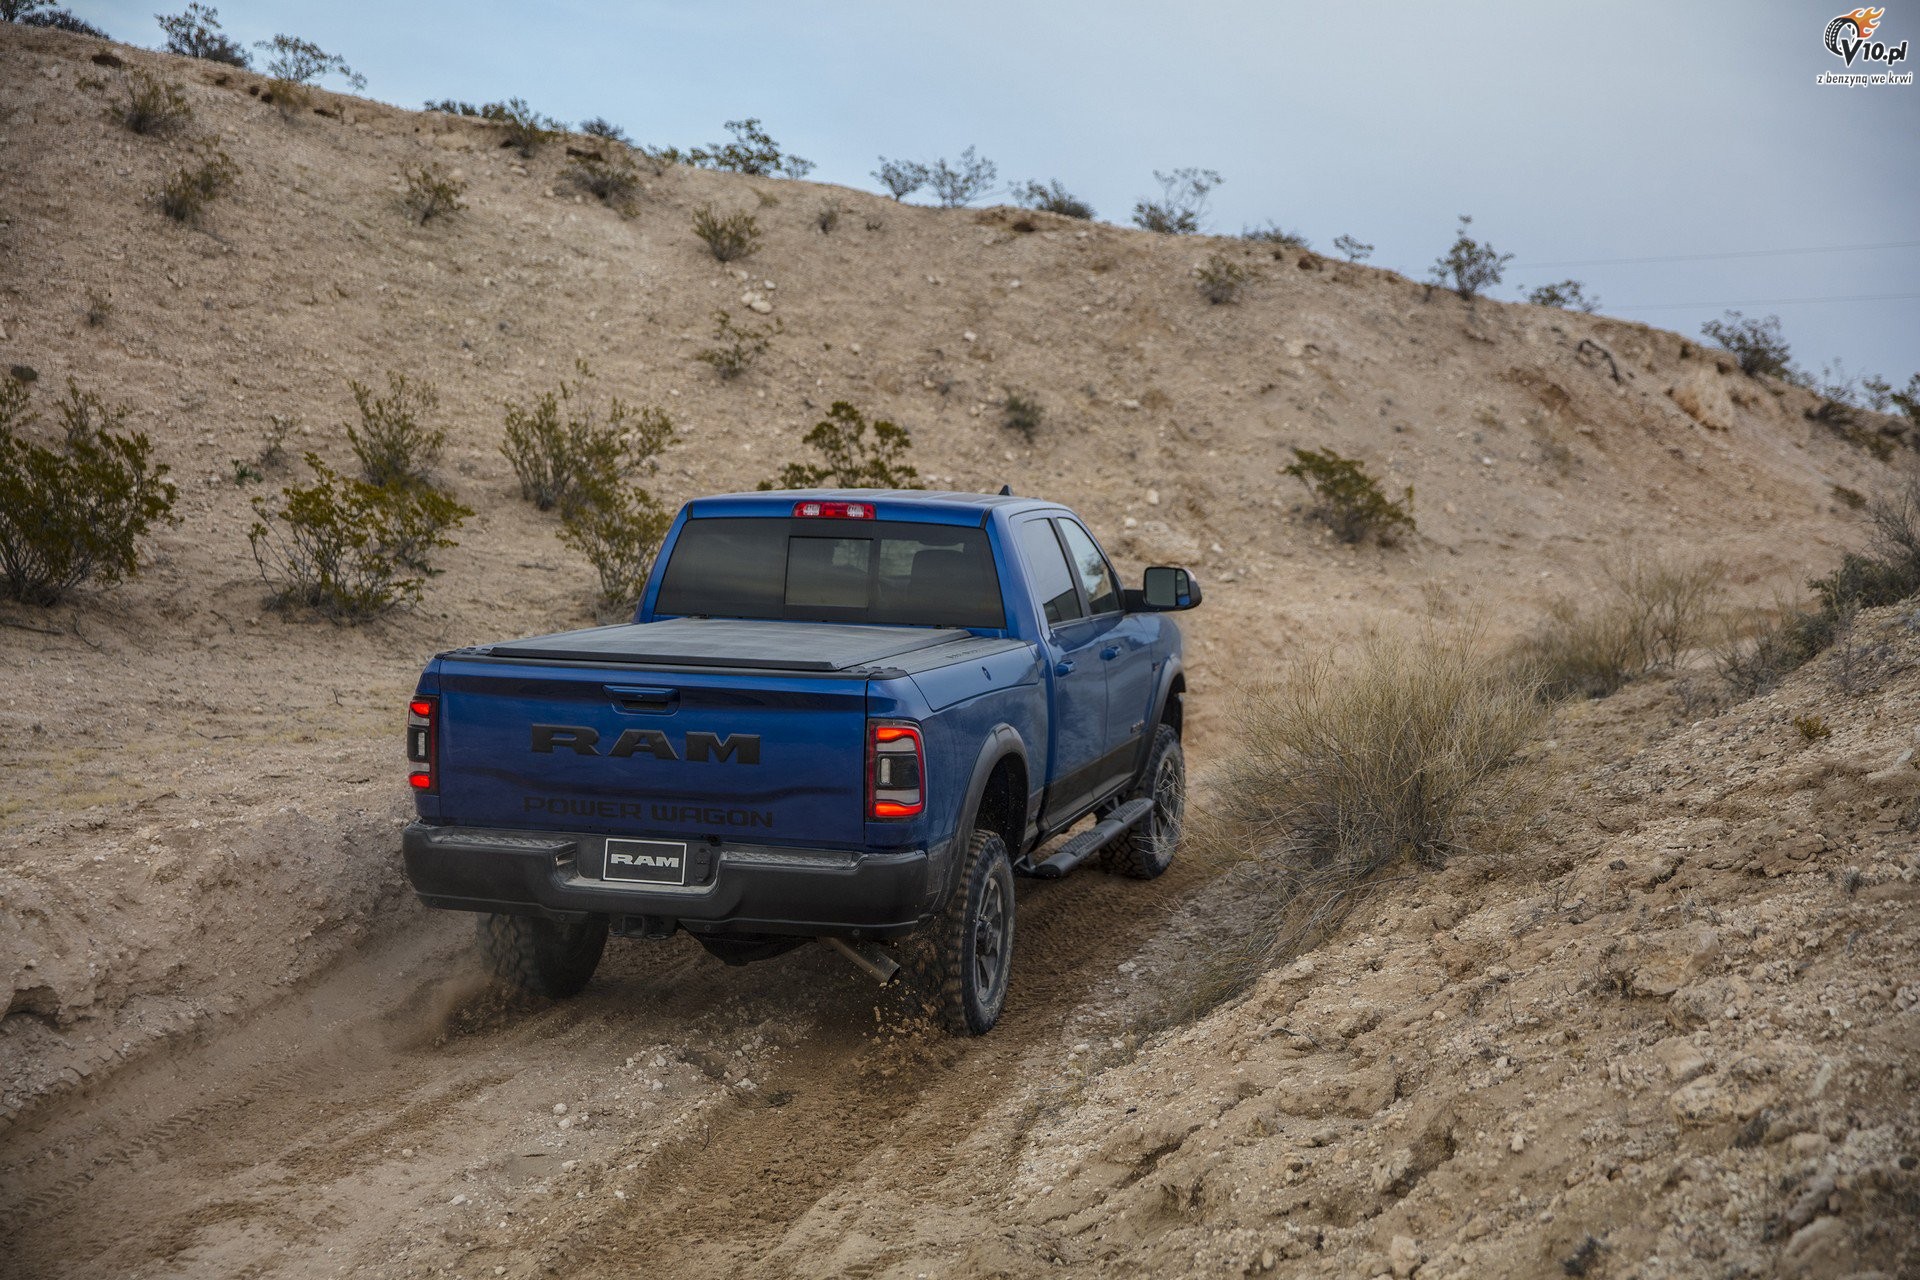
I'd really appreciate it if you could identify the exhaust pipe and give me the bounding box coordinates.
[819,936,900,985]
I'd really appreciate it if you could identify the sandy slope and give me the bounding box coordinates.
[0,22,1916,1279]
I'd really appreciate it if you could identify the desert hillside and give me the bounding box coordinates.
[1,22,1916,1280]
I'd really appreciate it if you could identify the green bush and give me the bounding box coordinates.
[346,373,445,489]
[690,204,761,261]
[156,3,248,66]
[670,118,812,178]
[154,146,237,224]
[1195,252,1255,304]
[254,34,364,94]
[1132,168,1220,235]
[1528,279,1599,312]
[693,310,775,381]
[0,376,178,605]
[10,3,109,35]
[110,70,192,136]
[926,148,996,207]
[1284,446,1414,545]
[1241,223,1309,249]
[248,453,470,621]
[1001,388,1044,441]
[501,372,674,512]
[760,401,923,490]
[1013,179,1093,220]
[872,158,927,201]
[558,476,673,608]
[401,162,466,225]
[1701,311,1793,378]
[484,98,560,158]
[1428,214,1511,302]
[564,151,639,208]
[1333,234,1373,263]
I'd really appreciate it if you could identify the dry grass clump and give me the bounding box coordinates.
[110,70,192,136]
[154,146,236,224]
[345,372,444,490]
[401,163,466,225]
[690,205,761,262]
[692,310,775,381]
[1156,632,1543,1023]
[1515,556,1726,699]
[1195,253,1255,304]
[1220,632,1543,873]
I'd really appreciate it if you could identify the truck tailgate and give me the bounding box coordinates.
[432,656,871,846]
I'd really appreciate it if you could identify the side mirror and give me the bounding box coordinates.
[1141,566,1202,611]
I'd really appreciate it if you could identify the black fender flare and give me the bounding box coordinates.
[937,725,1032,905]
[1128,657,1186,781]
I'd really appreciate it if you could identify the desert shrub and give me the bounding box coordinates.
[1701,311,1792,378]
[1514,558,1726,699]
[557,475,672,608]
[501,372,674,512]
[153,146,237,224]
[815,201,841,233]
[13,4,108,35]
[344,373,445,490]
[484,98,560,158]
[424,99,481,116]
[693,310,775,381]
[1132,168,1221,235]
[690,204,761,261]
[1219,632,1543,872]
[0,376,178,605]
[248,454,470,621]
[156,3,248,66]
[110,70,191,136]
[1792,713,1832,742]
[1242,223,1309,249]
[873,157,927,201]
[401,162,466,224]
[925,147,997,207]
[1001,388,1043,441]
[1195,253,1255,304]
[578,117,631,145]
[1528,279,1600,312]
[1284,446,1415,545]
[1333,234,1373,263]
[1716,474,1920,695]
[255,34,364,90]
[1013,179,1093,220]
[675,118,812,177]
[1428,215,1511,302]
[760,401,923,490]
[564,151,640,208]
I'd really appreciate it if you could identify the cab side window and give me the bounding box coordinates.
[1056,520,1120,615]
[1015,518,1084,626]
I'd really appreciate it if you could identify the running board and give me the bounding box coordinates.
[1025,798,1155,880]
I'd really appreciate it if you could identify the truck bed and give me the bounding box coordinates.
[474,617,974,674]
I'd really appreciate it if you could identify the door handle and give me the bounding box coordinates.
[606,685,678,714]
[1054,659,1075,677]
[1100,645,1121,660]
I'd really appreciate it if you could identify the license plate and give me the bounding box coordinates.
[602,838,689,886]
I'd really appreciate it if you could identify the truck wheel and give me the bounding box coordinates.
[903,829,1015,1035]
[477,913,608,999]
[1102,723,1184,879]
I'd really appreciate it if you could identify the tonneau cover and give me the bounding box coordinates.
[474,617,972,673]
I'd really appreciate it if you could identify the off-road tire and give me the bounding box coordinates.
[477,912,608,999]
[1100,723,1184,879]
[901,829,1015,1035]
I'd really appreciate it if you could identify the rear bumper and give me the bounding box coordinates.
[401,822,943,939]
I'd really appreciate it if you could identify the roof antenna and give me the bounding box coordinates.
[998,484,1014,496]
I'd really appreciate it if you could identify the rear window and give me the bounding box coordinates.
[655,517,1006,629]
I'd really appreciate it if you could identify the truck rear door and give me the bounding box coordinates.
[431,657,871,847]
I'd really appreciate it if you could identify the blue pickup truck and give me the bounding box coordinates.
[401,489,1200,1034]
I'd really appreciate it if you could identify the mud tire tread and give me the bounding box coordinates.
[1098,724,1185,879]
[477,913,608,999]
[899,829,1014,1036]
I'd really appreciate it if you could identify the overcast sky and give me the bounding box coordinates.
[69,0,1920,388]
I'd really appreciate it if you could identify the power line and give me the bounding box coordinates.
[1513,239,1920,269]
[1608,292,1920,310]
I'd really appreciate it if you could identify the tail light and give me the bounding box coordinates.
[794,500,875,519]
[868,721,924,819]
[406,696,437,793]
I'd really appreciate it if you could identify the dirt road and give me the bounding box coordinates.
[0,851,1204,1279]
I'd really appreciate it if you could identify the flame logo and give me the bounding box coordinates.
[1826,6,1886,53]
